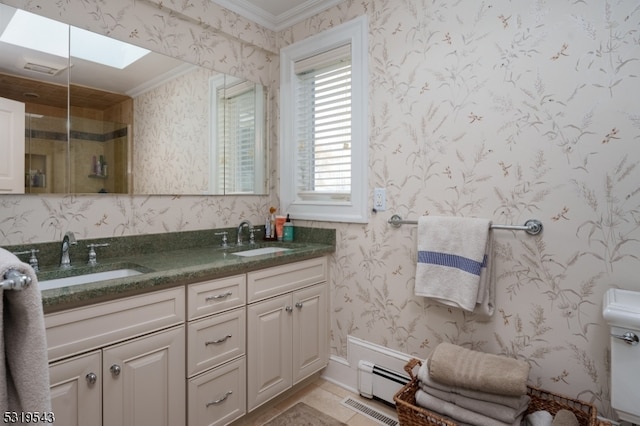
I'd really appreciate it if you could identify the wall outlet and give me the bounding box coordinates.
[373,188,386,211]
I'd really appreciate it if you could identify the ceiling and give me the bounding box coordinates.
[212,0,344,31]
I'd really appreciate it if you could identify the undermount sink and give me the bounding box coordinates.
[39,268,146,291]
[232,247,291,257]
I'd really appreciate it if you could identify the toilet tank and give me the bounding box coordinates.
[602,288,640,424]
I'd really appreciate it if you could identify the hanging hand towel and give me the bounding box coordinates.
[415,216,494,316]
[0,248,51,414]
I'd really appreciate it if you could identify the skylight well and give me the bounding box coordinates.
[0,8,150,69]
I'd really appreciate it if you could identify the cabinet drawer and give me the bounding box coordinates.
[45,287,185,362]
[187,307,246,377]
[187,275,245,320]
[188,357,246,426]
[247,257,327,303]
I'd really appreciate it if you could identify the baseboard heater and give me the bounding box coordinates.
[358,360,411,406]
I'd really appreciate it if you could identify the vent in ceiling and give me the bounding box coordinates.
[23,62,64,75]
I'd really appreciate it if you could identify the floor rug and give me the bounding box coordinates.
[263,402,347,426]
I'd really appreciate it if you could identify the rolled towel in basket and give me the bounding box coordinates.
[415,389,525,426]
[417,360,527,409]
[428,342,530,396]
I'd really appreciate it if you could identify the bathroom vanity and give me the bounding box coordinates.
[28,229,334,426]
[46,287,186,425]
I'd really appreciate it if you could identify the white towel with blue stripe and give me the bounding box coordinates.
[415,216,494,317]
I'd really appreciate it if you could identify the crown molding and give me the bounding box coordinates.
[213,0,344,32]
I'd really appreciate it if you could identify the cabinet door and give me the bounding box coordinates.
[103,325,185,426]
[246,294,292,412]
[49,350,102,426]
[293,283,328,384]
[0,97,25,194]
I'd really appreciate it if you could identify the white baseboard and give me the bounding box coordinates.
[321,355,358,394]
[321,336,413,391]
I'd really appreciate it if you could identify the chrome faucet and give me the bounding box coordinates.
[60,231,77,268]
[236,220,252,245]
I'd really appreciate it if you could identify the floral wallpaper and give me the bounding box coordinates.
[134,66,216,194]
[281,0,640,419]
[1,0,640,420]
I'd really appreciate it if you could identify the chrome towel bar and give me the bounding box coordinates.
[1,269,32,290]
[387,214,543,236]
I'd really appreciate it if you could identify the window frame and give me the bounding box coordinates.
[280,15,368,223]
[210,75,265,194]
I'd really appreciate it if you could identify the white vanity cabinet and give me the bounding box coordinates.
[45,287,186,426]
[186,275,247,426]
[246,257,328,412]
[49,350,102,425]
[44,254,330,425]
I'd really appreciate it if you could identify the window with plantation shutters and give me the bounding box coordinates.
[211,76,264,194]
[280,16,368,223]
[295,46,352,200]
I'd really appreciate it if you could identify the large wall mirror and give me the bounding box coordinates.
[0,3,268,195]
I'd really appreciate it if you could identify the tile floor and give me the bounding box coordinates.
[233,376,399,425]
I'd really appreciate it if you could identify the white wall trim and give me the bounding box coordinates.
[280,15,369,224]
[321,335,413,392]
[213,0,345,32]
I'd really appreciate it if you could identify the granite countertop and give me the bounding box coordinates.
[22,227,335,313]
[39,242,333,313]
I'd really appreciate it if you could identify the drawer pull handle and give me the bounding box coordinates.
[206,390,232,407]
[86,372,97,385]
[205,334,232,345]
[285,306,293,312]
[295,302,303,309]
[206,291,233,301]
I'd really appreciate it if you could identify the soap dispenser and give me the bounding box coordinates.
[283,214,294,242]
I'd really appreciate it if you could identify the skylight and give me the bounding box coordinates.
[0,8,150,69]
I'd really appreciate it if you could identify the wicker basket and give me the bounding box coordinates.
[393,358,599,426]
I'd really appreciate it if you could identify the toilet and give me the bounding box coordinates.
[603,288,640,424]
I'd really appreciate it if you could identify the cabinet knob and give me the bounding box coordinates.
[295,302,303,309]
[110,364,121,376]
[285,306,293,312]
[86,372,97,385]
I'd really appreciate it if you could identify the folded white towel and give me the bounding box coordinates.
[417,358,527,408]
[414,216,494,316]
[420,384,529,423]
[415,389,524,426]
[0,248,51,414]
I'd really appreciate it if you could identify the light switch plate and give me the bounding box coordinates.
[373,188,386,211]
